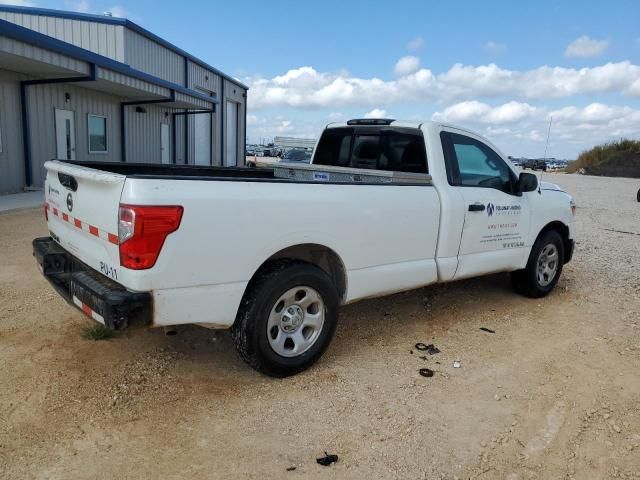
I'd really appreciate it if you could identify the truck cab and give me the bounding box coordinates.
[311,119,574,283]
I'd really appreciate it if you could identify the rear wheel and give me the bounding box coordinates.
[511,230,564,298]
[232,262,339,377]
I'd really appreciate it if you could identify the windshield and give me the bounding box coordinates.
[284,150,311,161]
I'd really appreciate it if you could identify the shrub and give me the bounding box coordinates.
[567,139,640,178]
[82,323,117,340]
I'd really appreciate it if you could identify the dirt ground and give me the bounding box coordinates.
[1,174,639,480]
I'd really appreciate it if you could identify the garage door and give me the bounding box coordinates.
[194,113,211,166]
[225,101,237,167]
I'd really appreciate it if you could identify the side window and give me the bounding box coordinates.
[443,132,513,193]
[314,127,428,173]
[379,131,428,173]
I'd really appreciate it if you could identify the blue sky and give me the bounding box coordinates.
[23,0,640,157]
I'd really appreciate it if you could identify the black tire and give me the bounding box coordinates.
[231,261,339,377]
[511,230,565,298]
[636,187,640,202]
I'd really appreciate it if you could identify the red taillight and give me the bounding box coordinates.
[44,202,49,221]
[118,204,183,270]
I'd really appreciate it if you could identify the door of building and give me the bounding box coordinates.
[160,123,170,164]
[54,109,76,160]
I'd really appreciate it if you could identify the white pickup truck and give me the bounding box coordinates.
[34,119,576,377]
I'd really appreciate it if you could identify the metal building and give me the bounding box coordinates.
[273,136,317,150]
[0,6,247,194]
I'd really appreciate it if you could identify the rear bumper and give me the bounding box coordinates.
[33,237,151,330]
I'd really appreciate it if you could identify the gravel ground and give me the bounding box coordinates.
[0,173,639,479]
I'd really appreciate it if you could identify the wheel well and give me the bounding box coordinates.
[248,244,347,303]
[538,221,570,257]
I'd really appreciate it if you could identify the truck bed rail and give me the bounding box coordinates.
[272,163,433,185]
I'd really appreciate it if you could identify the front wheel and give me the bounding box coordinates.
[511,230,564,298]
[232,262,339,377]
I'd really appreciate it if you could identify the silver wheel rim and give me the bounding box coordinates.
[536,243,559,287]
[266,286,325,358]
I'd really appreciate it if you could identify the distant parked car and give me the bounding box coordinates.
[280,149,312,163]
[523,159,547,171]
[254,148,264,157]
[246,146,255,156]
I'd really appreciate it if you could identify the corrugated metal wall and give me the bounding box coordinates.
[188,62,221,93]
[25,81,123,185]
[124,104,179,164]
[222,78,246,167]
[0,70,26,194]
[0,36,90,74]
[186,63,248,167]
[124,29,184,85]
[0,12,125,61]
[98,68,170,98]
[186,71,218,165]
[174,114,186,164]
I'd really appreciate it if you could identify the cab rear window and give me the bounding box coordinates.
[313,127,428,174]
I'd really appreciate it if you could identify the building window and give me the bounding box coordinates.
[88,115,107,153]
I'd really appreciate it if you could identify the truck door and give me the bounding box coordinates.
[440,130,531,279]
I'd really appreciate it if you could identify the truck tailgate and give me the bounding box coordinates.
[44,161,124,281]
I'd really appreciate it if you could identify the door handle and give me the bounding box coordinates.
[468,203,485,212]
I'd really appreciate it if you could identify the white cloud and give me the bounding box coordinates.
[246,61,640,110]
[364,108,387,118]
[432,101,537,124]
[407,36,424,50]
[431,101,640,157]
[565,35,609,58]
[484,41,506,55]
[0,0,35,5]
[394,56,421,76]
[246,102,640,158]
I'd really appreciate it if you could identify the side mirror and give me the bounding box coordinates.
[517,172,538,193]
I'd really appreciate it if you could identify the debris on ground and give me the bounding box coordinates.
[419,368,435,378]
[419,356,427,360]
[415,343,440,355]
[453,360,461,368]
[426,344,440,355]
[479,327,496,333]
[603,228,640,236]
[316,452,339,466]
[286,466,296,471]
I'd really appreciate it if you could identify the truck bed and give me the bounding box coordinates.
[64,161,433,185]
